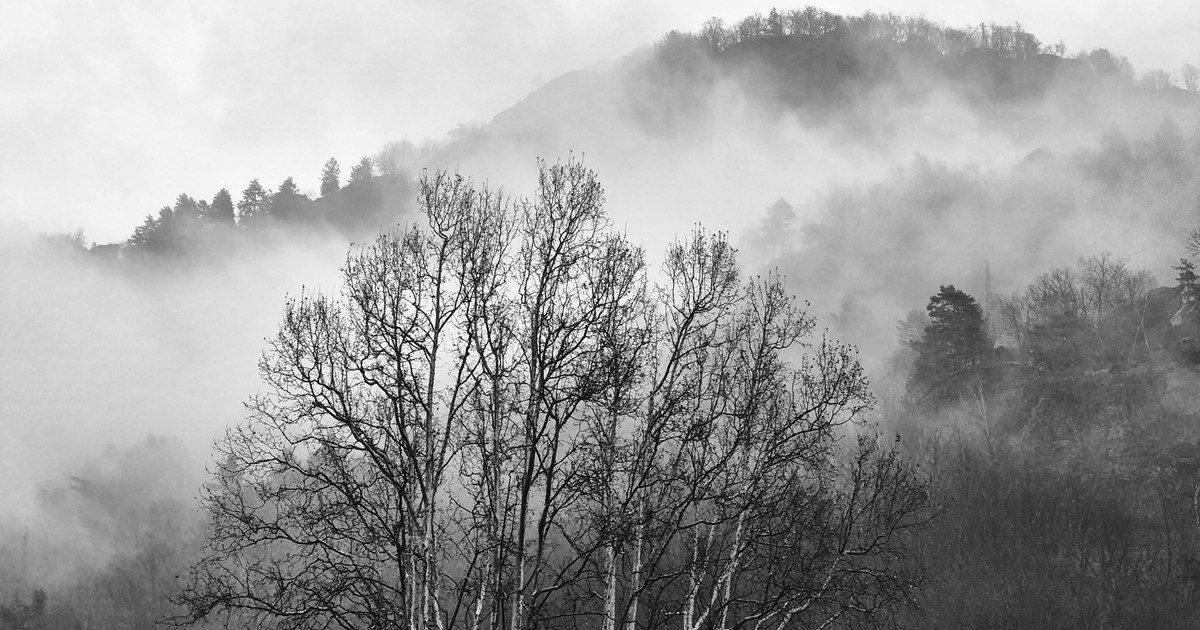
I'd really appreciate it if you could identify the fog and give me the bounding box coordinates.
[5,21,1196,495]
[3,3,1200,627]
[419,31,1199,367]
[4,4,1197,514]
[3,1,1198,241]
[0,227,346,512]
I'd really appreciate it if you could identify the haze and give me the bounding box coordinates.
[2,0,1198,242]
[4,3,1200,626]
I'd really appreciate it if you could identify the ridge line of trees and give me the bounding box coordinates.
[659,6,1198,89]
[119,149,420,258]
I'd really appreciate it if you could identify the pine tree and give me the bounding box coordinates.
[170,193,203,246]
[908,285,995,409]
[1174,258,1199,325]
[348,156,374,186]
[128,206,178,254]
[207,188,236,226]
[278,176,300,197]
[173,194,202,221]
[1175,258,1197,290]
[768,8,784,37]
[320,158,340,197]
[237,179,271,225]
[272,176,307,221]
[129,214,162,252]
[756,197,796,259]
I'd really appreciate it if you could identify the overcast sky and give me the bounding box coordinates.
[3,0,1198,243]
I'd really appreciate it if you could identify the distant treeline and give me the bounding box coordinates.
[658,6,1198,89]
[69,144,426,262]
[47,7,1200,259]
[601,6,1200,144]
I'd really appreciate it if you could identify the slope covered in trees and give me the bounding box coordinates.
[76,154,417,264]
[436,7,1198,178]
[6,5,1200,629]
[65,6,1200,277]
[890,248,1200,626]
[763,120,1200,367]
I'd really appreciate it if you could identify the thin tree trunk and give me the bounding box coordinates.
[603,543,619,630]
[511,399,537,630]
[473,572,487,630]
[684,523,712,630]
[718,511,746,630]
[624,515,643,630]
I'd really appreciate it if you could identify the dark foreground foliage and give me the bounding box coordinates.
[896,254,1200,627]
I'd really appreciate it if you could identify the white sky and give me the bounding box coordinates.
[2,0,1198,243]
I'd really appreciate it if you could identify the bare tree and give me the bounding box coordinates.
[174,159,928,630]
[1182,64,1200,92]
[699,18,727,54]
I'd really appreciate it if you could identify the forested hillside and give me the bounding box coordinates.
[889,253,1200,626]
[63,5,1200,267]
[5,5,1200,628]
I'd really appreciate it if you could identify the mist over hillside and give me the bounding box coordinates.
[4,6,1200,628]
[425,10,1200,365]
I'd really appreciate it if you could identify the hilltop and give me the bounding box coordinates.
[57,7,1199,268]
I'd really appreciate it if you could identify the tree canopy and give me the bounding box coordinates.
[320,158,340,197]
[907,285,995,409]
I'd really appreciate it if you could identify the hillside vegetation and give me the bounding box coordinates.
[6,6,1200,629]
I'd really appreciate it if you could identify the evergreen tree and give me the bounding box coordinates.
[320,158,340,197]
[1174,258,1199,325]
[272,176,307,222]
[237,179,271,225]
[278,176,300,197]
[908,285,995,409]
[169,193,204,247]
[348,156,374,186]
[754,197,797,260]
[129,214,162,252]
[173,194,202,221]
[207,188,236,226]
[1175,258,1198,290]
[129,206,177,254]
[768,8,784,37]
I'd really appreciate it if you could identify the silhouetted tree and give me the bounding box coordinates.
[1174,258,1199,326]
[749,197,797,261]
[767,8,784,37]
[908,285,995,410]
[236,179,271,225]
[173,194,202,222]
[347,156,374,186]
[1182,64,1200,92]
[1085,48,1133,78]
[277,176,299,197]
[206,188,235,226]
[320,158,340,197]
[700,17,726,53]
[175,159,928,630]
[270,176,307,222]
[374,140,418,178]
[128,205,181,254]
